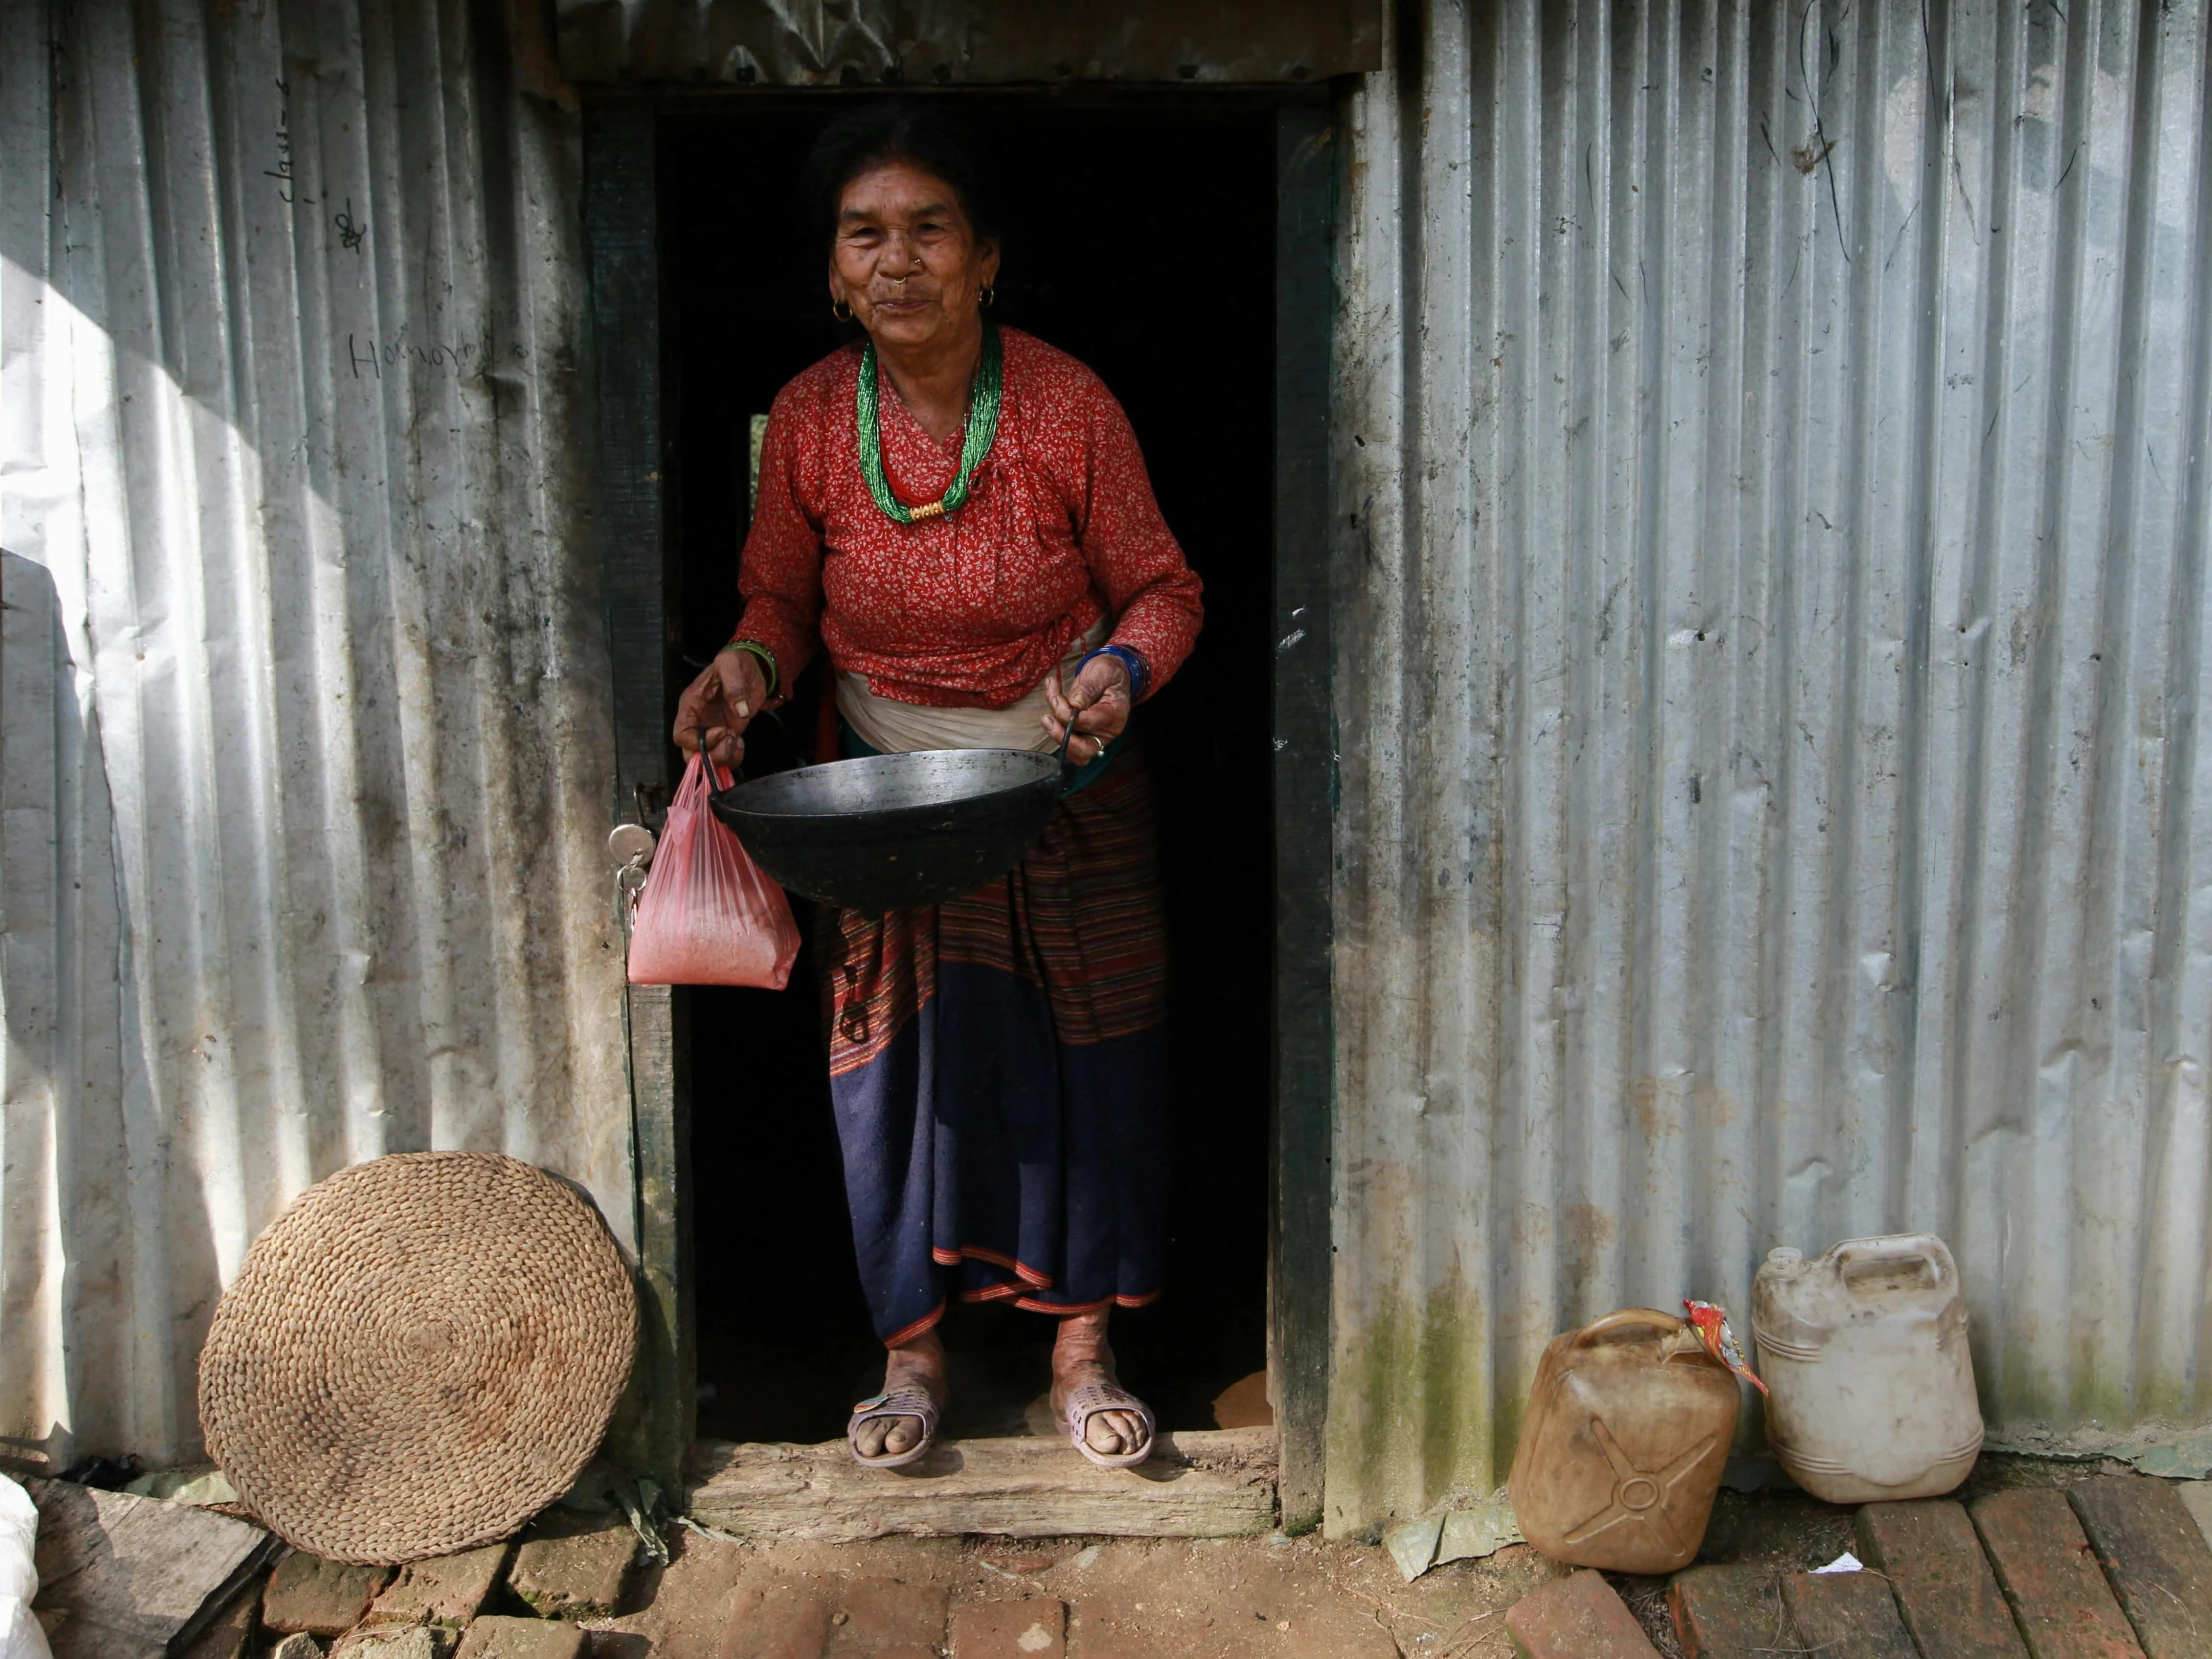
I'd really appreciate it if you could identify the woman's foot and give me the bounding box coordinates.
[851,1328,947,1463]
[1050,1308,1152,1462]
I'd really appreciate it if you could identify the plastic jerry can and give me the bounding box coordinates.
[1752,1233,1983,1503]
[1507,1309,1740,1574]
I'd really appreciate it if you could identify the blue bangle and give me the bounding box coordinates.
[1079,644,1148,703]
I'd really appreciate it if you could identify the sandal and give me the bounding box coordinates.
[1061,1382,1156,1470]
[847,1385,941,1470]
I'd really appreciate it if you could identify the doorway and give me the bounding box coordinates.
[658,99,1282,1447]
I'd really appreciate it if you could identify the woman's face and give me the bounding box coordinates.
[829,159,1000,357]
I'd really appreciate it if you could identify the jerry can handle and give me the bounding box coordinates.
[1571,1308,1686,1347]
[1832,1233,1954,1288]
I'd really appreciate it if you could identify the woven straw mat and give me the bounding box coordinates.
[198,1151,637,1564]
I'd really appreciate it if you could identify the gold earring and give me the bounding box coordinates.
[978,284,996,310]
[831,298,855,322]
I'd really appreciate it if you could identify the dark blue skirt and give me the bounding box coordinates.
[817,754,1170,1345]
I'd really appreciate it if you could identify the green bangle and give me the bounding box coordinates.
[718,638,778,698]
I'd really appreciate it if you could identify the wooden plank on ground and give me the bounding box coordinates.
[28,1480,276,1658]
[2067,1475,2212,1659]
[1857,1500,2029,1659]
[1971,1486,2145,1659]
[686,1429,1276,1542]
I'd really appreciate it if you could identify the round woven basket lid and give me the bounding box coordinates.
[199,1151,637,1564]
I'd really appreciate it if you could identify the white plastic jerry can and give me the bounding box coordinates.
[1751,1233,1984,1504]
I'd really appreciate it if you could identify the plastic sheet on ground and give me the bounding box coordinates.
[1385,1493,1525,1582]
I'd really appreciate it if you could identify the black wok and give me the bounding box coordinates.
[709,745,1073,913]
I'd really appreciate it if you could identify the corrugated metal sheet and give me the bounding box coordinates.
[9,0,2210,1540]
[554,0,1382,86]
[0,0,629,1472]
[1328,0,2212,1532]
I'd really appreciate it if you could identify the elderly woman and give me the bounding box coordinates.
[673,105,1203,1470]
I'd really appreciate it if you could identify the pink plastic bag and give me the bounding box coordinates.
[626,750,800,988]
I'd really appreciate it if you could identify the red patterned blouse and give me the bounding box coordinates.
[733,327,1203,710]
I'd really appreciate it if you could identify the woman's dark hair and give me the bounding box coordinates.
[802,101,1002,252]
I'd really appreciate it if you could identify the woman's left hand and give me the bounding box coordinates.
[1043,654,1131,765]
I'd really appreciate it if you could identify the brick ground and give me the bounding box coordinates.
[1970,1487,2144,1659]
[552,1471,2212,1658]
[585,1530,1557,1659]
[1508,1569,1659,1657]
[946,1598,1065,1658]
[370,1544,513,1629]
[1782,1569,1919,1659]
[825,1577,948,1654]
[2177,1481,2212,1550]
[511,1520,639,1621]
[1668,1562,1793,1656]
[2068,1476,2212,1659]
[457,1616,589,1659]
[718,1584,832,1659]
[180,1583,261,1659]
[339,1630,445,1659]
[264,1554,393,1637]
[1857,1500,2028,1659]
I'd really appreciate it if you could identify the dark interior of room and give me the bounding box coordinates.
[661,98,1277,1444]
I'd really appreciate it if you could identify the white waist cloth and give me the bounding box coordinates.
[836,619,1110,756]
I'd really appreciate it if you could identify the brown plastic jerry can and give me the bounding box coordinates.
[1507,1308,1740,1573]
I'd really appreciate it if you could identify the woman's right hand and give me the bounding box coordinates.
[674,649,769,768]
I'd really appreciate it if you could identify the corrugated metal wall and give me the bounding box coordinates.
[7,0,2208,1535]
[1329,0,2212,1531]
[0,0,628,1472]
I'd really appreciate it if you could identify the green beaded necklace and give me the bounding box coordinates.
[856,318,1002,524]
